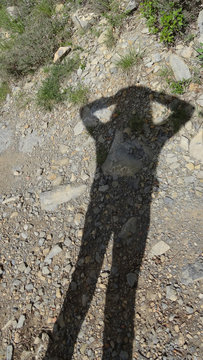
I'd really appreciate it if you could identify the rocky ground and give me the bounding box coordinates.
[0,3,203,360]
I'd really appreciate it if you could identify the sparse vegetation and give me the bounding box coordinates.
[66,84,89,105]
[104,27,116,48]
[140,1,184,44]
[159,66,190,94]
[116,49,143,71]
[0,81,10,103]
[0,1,71,76]
[37,56,80,110]
[196,43,203,67]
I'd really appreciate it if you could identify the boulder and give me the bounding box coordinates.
[53,46,71,63]
[169,54,191,81]
[72,10,97,31]
[189,130,203,163]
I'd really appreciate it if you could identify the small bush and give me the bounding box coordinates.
[2,13,70,76]
[0,5,24,34]
[140,0,202,43]
[140,1,184,43]
[0,1,71,76]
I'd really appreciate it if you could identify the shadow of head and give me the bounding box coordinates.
[80,85,194,135]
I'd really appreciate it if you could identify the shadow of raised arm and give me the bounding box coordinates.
[151,90,195,135]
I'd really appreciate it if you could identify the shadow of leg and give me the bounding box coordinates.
[103,216,148,360]
[44,200,111,360]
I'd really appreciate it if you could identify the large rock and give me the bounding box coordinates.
[53,46,71,63]
[72,10,97,31]
[189,130,203,163]
[102,131,150,177]
[0,126,13,153]
[197,10,203,42]
[7,6,19,19]
[125,1,139,13]
[169,54,191,81]
[196,94,203,107]
[149,240,170,258]
[19,131,43,154]
[119,217,137,240]
[40,184,86,211]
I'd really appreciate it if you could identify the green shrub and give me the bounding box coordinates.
[2,12,70,76]
[140,1,184,43]
[0,5,24,34]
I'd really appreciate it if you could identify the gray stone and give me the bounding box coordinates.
[119,217,137,239]
[166,286,177,301]
[25,284,33,291]
[169,54,191,81]
[180,136,189,151]
[74,121,85,136]
[197,10,203,36]
[72,10,96,31]
[40,184,86,211]
[189,130,203,163]
[17,314,25,329]
[181,259,203,285]
[53,46,71,63]
[152,53,162,63]
[19,131,43,154]
[42,266,50,275]
[102,131,148,177]
[7,6,19,19]
[196,94,203,107]
[44,245,62,263]
[126,1,139,13]
[120,350,129,360]
[80,106,99,128]
[149,240,170,258]
[6,345,13,360]
[0,126,13,153]
[127,272,137,287]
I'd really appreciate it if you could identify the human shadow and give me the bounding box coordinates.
[44,86,194,360]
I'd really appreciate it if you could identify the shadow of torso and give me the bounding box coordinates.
[44,86,194,360]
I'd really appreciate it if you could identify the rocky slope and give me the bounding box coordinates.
[0,3,203,360]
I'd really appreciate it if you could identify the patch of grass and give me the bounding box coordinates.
[37,56,80,110]
[116,49,143,71]
[159,66,190,94]
[104,27,116,48]
[66,84,89,105]
[33,0,54,17]
[196,43,203,67]
[0,5,24,34]
[0,81,10,103]
[169,79,190,94]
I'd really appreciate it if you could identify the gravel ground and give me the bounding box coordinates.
[0,5,203,360]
